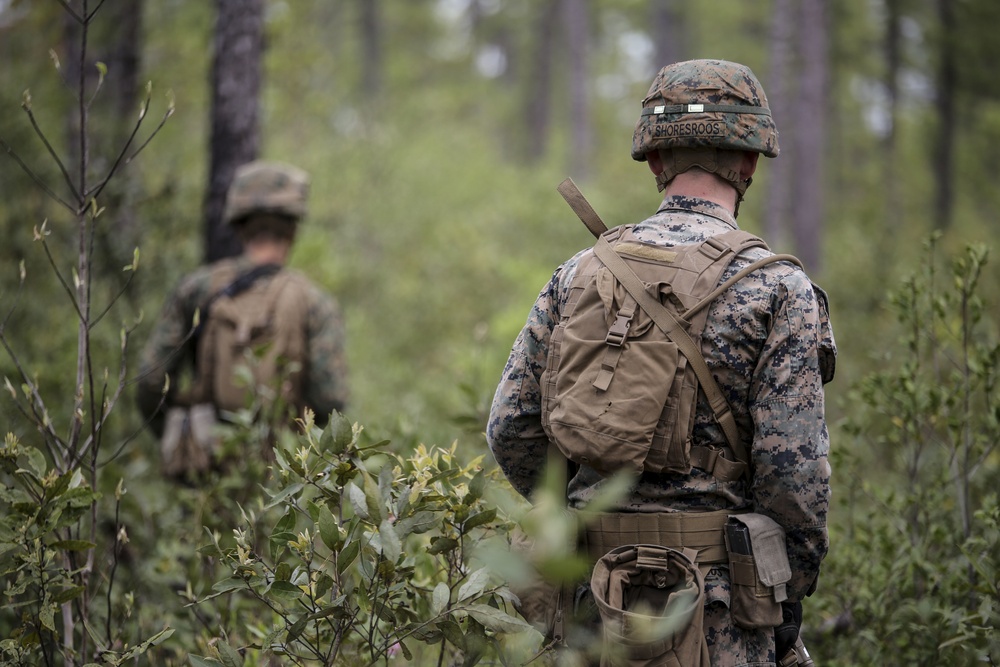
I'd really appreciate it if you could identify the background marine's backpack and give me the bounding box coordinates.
[192,264,310,416]
[540,225,799,482]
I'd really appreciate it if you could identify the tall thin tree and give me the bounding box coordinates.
[932,0,956,230]
[651,0,685,69]
[523,0,560,162]
[791,0,827,271]
[359,0,383,101]
[204,0,264,263]
[563,0,591,180]
[764,0,794,249]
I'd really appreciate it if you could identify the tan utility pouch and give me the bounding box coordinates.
[724,514,791,629]
[590,544,710,667]
[160,404,220,478]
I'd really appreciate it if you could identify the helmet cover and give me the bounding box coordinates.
[224,160,310,225]
[631,59,779,161]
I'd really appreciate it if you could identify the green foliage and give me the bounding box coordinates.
[0,433,173,666]
[811,237,1000,666]
[190,411,537,666]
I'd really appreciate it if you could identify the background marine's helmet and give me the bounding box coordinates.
[631,59,779,162]
[223,160,310,225]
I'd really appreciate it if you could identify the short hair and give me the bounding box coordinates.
[234,213,298,244]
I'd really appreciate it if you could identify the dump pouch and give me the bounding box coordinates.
[160,404,220,478]
[724,513,791,629]
[590,544,710,667]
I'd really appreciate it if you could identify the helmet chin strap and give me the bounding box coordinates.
[654,148,752,217]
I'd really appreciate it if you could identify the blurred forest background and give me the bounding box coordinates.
[1,0,998,665]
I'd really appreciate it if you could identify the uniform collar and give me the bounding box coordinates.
[656,195,739,230]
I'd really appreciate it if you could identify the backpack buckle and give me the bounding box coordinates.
[605,312,632,347]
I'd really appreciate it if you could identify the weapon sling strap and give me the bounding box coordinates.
[593,237,801,474]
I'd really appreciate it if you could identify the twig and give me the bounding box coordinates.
[0,330,66,468]
[38,236,85,322]
[85,93,152,201]
[85,0,109,23]
[124,105,174,168]
[52,0,83,23]
[0,137,77,212]
[22,105,82,204]
[89,271,136,329]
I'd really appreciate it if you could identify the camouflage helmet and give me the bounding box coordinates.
[631,59,779,162]
[223,160,310,225]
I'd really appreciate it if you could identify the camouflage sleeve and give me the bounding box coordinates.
[302,288,349,423]
[136,279,200,436]
[749,270,836,601]
[487,269,568,499]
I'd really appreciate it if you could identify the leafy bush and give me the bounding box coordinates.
[812,236,1000,666]
[187,411,541,666]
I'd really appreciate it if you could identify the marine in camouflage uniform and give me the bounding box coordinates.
[137,161,349,437]
[487,60,836,666]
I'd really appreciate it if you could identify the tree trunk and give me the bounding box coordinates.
[763,0,793,249]
[204,0,264,263]
[790,0,826,272]
[563,0,591,180]
[933,0,956,230]
[359,0,382,101]
[882,0,902,226]
[651,0,685,69]
[523,0,560,163]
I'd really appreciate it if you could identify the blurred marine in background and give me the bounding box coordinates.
[137,160,349,480]
[487,60,835,666]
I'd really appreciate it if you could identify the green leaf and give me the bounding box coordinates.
[458,567,489,602]
[275,510,296,535]
[264,482,304,510]
[315,572,334,599]
[363,470,384,524]
[51,585,84,604]
[462,509,496,532]
[328,412,353,453]
[395,510,438,535]
[379,518,401,563]
[467,469,486,503]
[188,656,222,666]
[347,482,369,521]
[49,540,96,552]
[464,604,533,634]
[338,539,360,574]
[39,604,55,632]
[268,580,303,602]
[24,447,47,478]
[318,505,341,551]
[427,536,459,555]
[438,619,466,649]
[432,581,450,616]
[216,641,243,667]
[212,577,250,594]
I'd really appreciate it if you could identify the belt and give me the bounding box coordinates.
[579,509,739,564]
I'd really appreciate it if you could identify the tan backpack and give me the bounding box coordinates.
[540,222,800,482]
[192,265,310,415]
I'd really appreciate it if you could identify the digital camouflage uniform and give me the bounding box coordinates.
[486,60,836,667]
[137,256,349,435]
